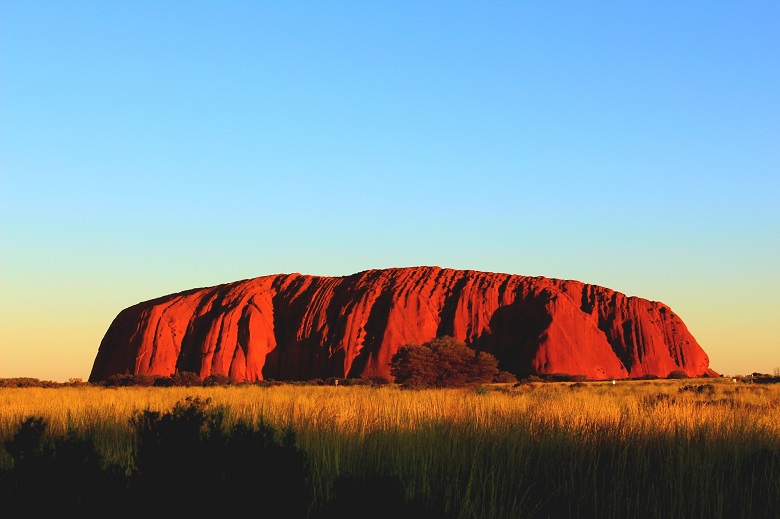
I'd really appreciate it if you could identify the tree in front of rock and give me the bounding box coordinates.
[389,336,500,389]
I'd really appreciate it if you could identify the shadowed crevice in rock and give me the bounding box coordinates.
[473,286,553,377]
[350,285,394,378]
[436,273,471,338]
[265,275,324,380]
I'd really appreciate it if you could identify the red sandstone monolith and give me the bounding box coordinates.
[89,267,717,382]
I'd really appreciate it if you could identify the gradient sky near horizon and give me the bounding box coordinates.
[2,1,778,381]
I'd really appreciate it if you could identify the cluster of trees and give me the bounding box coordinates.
[389,336,512,389]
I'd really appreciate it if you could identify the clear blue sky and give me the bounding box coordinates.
[2,1,778,381]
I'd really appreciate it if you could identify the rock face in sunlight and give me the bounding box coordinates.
[89,267,718,382]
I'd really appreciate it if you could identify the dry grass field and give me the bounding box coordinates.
[1,378,778,518]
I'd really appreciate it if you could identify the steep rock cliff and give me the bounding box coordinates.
[89,267,717,382]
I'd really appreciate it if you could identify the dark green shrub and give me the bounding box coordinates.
[106,374,138,386]
[494,371,519,383]
[168,371,202,387]
[104,373,161,387]
[633,373,660,380]
[517,375,543,384]
[667,370,689,379]
[679,384,715,394]
[366,375,392,386]
[389,336,499,389]
[130,374,157,386]
[389,343,438,388]
[202,373,234,386]
[750,373,780,384]
[253,379,284,387]
[104,374,131,387]
[342,377,366,386]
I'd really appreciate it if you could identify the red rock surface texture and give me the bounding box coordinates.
[89,267,718,382]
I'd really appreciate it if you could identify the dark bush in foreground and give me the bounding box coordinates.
[129,397,310,516]
[1,398,311,517]
[1,417,127,514]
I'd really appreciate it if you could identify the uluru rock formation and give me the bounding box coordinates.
[89,267,718,383]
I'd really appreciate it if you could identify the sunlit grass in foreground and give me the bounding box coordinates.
[1,379,778,518]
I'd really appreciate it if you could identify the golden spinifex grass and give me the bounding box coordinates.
[1,379,779,518]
